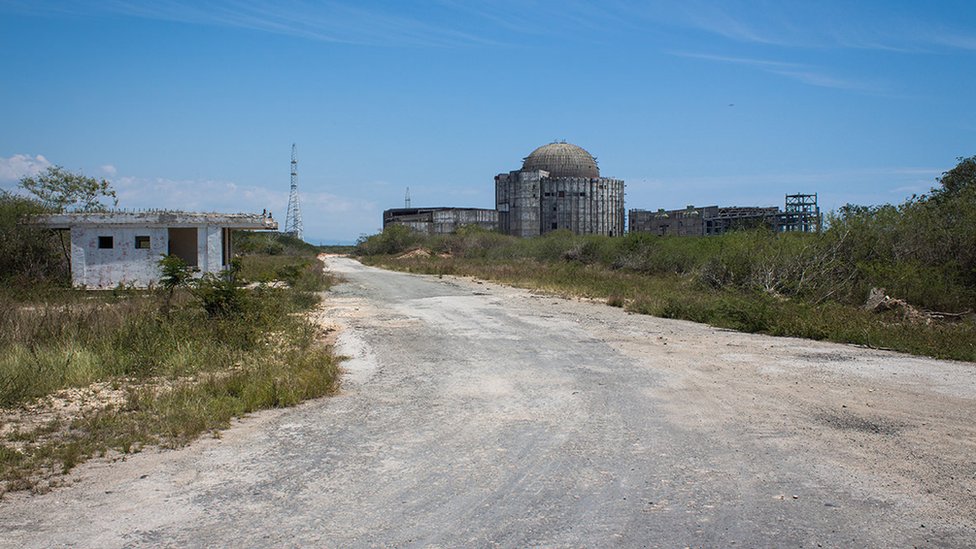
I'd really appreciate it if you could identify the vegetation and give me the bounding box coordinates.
[357,155,976,362]
[18,165,117,212]
[0,182,340,495]
[0,191,68,288]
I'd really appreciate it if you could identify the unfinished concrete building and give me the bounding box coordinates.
[383,207,498,235]
[629,194,821,236]
[33,211,277,289]
[495,142,625,237]
[629,205,780,236]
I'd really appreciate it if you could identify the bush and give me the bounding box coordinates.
[0,192,68,286]
[355,224,424,256]
[193,273,246,318]
[234,231,320,256]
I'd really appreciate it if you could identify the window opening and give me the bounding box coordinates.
[98,236,113,249]
[135,236,150,249]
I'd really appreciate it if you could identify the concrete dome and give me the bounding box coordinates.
[522,142,600,178]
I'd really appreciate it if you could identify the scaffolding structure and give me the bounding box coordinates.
[780,193,821,233]
[284,143,304,240]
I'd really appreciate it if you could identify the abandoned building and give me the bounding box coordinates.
[382,207,498,235]
[32,210,277,289]
[495,142,626,237]
[384,142,625,238]
[629,193,822,236]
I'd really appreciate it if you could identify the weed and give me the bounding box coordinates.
[0,251,340,494]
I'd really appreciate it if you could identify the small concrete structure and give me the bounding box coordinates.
[383,207,498,235]
[32,211,277,289]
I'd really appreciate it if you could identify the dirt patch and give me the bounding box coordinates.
[0,382,129,439]
[797,352,857,362]
[816,410,907,436]
[397,248,431,259]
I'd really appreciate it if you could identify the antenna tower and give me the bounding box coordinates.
[284,143,304,240]
[405,187,411,208]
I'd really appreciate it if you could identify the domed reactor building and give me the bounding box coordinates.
[495,142,625,237]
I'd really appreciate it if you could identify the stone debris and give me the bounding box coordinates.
[863,287,972,324]
[397,248,431,259]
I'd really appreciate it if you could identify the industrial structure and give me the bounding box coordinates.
[495,142,625,237]
[383,141,819,239]
[382,207,497,235]
[284,143,304,240]
[384,141,625,238]
[32,211,277,289]
[782,193,822,233]
[629,194,821,236]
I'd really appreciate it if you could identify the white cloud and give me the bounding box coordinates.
[0,153,52,182]
[100,164,118,176]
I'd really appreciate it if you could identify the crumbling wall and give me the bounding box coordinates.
[70,227,168,288]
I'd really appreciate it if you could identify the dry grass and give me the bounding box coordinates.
[0,254,340,496]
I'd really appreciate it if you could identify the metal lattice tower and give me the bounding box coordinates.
[284,143,304,240]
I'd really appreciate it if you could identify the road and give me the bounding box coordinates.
[2,256,975,547]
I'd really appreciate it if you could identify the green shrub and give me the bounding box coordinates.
[355,224,424,256]
[0,192,68,286]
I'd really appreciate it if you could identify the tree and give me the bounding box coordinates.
[0,191,69,284]
[933,155,976,200]
[18,165,117,212]
[158,254,194,316]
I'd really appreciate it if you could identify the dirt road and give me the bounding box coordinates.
[2,257,975,547]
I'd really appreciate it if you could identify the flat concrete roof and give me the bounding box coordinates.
[31,211,278,230]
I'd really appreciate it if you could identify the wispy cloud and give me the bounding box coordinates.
[671,51,879,92]
[930,32,976,51]
[641,1,976,54]
[767,69,877,92]
[0,153,52,182]
[7,0,501,47]
[674,2,777,45]
[670,51,796,69]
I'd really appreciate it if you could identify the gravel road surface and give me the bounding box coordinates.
[2,256,974,547]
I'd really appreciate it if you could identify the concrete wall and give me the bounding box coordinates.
[70,226,169,288]
[430,209,497,235]
[383,208,498,235]
[496,170,544,237]
[69,224,230,289]
[539,177,625,237]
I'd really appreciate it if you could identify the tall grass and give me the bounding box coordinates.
[0,252,339,493]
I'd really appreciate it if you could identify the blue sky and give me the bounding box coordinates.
[1,1,974,243]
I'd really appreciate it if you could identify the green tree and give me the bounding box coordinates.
[19,165,117,212]
[0,191,68,285]
[933,155,976,200]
